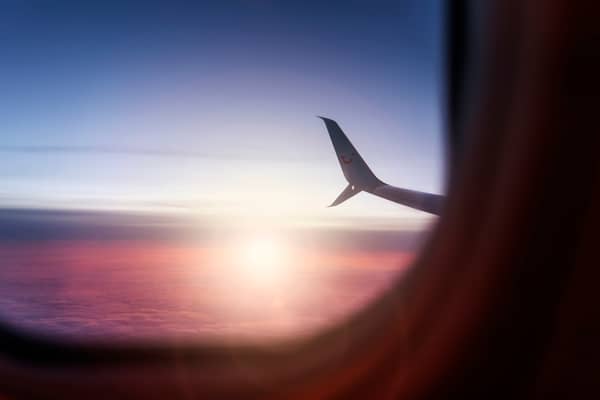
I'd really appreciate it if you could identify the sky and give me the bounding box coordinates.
[0,0,443,340]
[0,0,443,227]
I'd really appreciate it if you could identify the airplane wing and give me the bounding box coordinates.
[319,116,444,215]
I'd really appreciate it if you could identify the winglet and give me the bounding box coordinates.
[319,116,444,215]
[319,116,382,196]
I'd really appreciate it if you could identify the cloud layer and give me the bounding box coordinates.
[0,208,428,341]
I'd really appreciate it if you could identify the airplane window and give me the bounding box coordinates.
[0,0,444,341]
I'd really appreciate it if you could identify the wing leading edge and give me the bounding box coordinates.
[319,116,444,215]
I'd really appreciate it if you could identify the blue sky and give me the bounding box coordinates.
[0,0,443,227]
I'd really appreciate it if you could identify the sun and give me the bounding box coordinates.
[236,234,290,286]
[244,236,283,267]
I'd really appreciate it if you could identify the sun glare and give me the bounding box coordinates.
[236,234,291,286]
[244,236,282,267]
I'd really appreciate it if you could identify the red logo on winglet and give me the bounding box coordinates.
[341,152,356,165]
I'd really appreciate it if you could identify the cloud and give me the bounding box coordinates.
[0,208,197,242]
[0,144,235,158]
[0,208,430,251]
[0,207,429,339]
[0,144,322,162]
[0,232,416,341]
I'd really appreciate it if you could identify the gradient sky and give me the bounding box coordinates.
[0,0,443,227]
[0,0,444,340]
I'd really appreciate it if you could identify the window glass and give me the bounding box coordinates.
[0,0,443,340]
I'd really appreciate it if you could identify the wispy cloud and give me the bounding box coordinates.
[0,145,236,159]
[0,145,323,161]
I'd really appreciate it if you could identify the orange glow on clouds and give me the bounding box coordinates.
[0,236,415,340]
